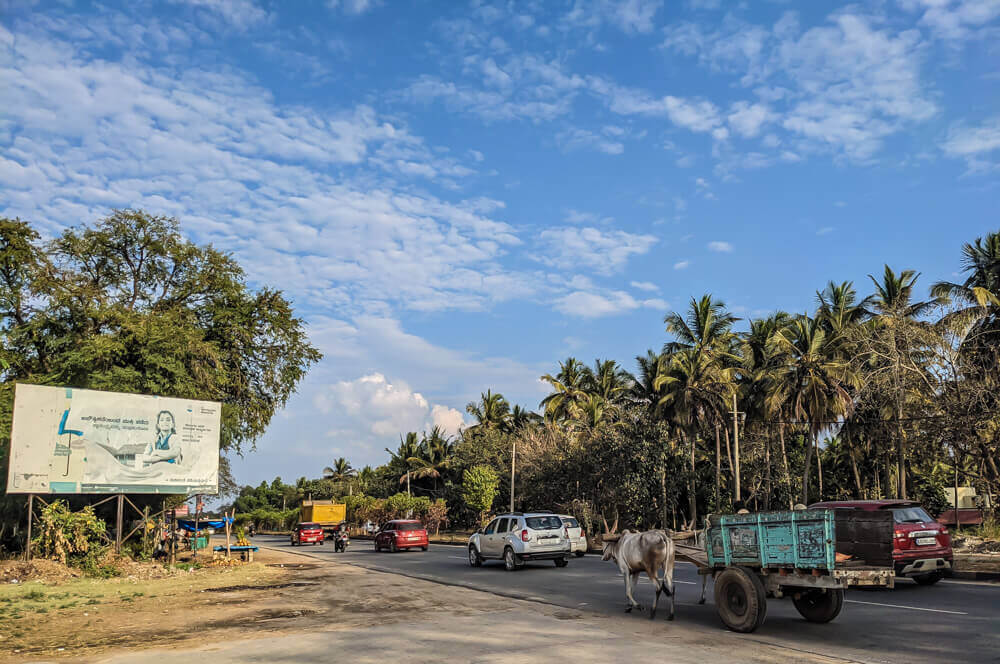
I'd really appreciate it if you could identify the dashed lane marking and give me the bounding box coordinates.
[845,599,968,615]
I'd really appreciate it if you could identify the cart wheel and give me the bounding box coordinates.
[792,588,844,623]
[714,567,767,633]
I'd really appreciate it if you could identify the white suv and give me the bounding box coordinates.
[559,515,587,557]
[468,512,571,571]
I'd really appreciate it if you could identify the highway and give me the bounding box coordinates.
[257,536,1000,664]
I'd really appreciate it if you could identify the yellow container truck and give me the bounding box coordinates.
[300,500,346,537]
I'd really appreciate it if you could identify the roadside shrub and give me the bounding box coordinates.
[910,474,949,517]
[33,501,107,566]
[461,466,499,525]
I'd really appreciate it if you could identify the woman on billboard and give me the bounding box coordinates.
[139,410,182,466]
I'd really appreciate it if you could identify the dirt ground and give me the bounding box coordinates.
[0,545,506,662]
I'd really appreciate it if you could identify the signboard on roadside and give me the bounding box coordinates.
[6,384,221,495]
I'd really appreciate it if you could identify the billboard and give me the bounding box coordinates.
[6,384,221,495]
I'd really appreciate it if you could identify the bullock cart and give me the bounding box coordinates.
[678,509,895,633]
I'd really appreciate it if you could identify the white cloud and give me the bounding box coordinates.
[533,227,658,275]
[168,0,271,31]
[554,289,664,318]
[899,0,1000,40]
[326,0,381,15]
[816,226,835,235]
[941,116,1000,155]
[728,101,775,138]
[707,241,733,252]
[564,209,613,225]
[556,127,625,154]
[673,260,691,270]
[941,115,1000,173]
[662,10,939,160]
[562,0,663,35]
[630,280,659,292]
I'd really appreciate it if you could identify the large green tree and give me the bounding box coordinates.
[0,211,321,527]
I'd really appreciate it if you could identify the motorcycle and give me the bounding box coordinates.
[334,530,349,553]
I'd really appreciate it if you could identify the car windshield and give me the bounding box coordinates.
[561,517,579,528]
[396,522,423,531]
[299,523,320,530]
[891,507,934,523]
[526,516,563,530]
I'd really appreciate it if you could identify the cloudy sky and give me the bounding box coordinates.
[2,0,998,489]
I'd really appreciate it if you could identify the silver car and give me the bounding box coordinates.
[559,515,588,557]
[468,512,571,571]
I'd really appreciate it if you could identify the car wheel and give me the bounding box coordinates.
[374,541,381,552]
[574,551,585,558]
[390,540,398,553]
[468,545,482,567]
[554,558,569,567]
[503,547,520,571]
[913,571,943,585]
[421,546,428,551]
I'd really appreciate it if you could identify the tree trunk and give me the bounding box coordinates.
[714,425,721,511]
[682,431,697,529]
[801,430,815,505]
[884,451,893,500]
[850,445,863,496]
[723,426,734,485]
[660,461,669,530]
[778,425,792,508]
[896,400,907,499]
[815,437,824,500]
[764,431,772,510]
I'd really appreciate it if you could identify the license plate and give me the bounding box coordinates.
[916,537,936,546]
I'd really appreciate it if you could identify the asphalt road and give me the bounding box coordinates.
[257,536,999,664]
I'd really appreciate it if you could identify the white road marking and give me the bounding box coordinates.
[448,556,467,560]
[845,599,968,615]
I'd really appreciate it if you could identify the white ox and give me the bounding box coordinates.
[600,518,676,621]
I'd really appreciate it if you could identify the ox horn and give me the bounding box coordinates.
[610,517,618,534]
[602,515,610,533]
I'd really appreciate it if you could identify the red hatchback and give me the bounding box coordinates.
[374,520,428,552]
[291,522,324,546]
[810,500,952,585]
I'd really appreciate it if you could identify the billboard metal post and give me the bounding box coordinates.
[25,494,34,562]
[193,494,200,559]
[115,494,124,553]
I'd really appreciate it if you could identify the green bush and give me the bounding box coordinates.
[33,501,107,566]
[462,466,499,524]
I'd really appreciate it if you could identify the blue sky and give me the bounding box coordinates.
[2,0,998,491]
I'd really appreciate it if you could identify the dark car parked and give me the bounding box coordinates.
[809,499,952,585]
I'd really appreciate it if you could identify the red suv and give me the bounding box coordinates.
[810,500,952,585]
[291,522,324,546]
[374,520,428,552]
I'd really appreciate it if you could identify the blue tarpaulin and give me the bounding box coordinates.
[177,518,233,532]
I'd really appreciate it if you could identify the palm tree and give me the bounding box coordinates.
[387,432,421,492]
[508,405,542,431]
[631,349,664,408]
[583,358,634,404]
[404,427,454,494]
[932,231,1000,365]
[322,457,356,482]
[663,294,740,361]
[355,465,376,494]
[767,315,857,504]
[465,390,511,430]
[864,265,940,498]
[540,357,589,422]
[741,312,794,507]
[816,281,870,339]
[655,348,735,527]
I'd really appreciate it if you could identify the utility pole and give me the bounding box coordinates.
[406,470,411,497]
[510,440,516,513]
[732,393,742,503]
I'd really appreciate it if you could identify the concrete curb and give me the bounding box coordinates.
[950,570,1000,581]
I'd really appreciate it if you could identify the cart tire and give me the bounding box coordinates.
[714,567,767,633]
[792,588,844,623]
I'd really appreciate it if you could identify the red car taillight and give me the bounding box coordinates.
[521,529,530,542]
[894,530,913,550]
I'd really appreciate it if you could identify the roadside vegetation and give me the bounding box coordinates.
[234,230,1000,534]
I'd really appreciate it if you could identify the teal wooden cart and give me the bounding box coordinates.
[677,508,895,633]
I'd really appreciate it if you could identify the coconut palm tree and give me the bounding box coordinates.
[465,390,511,430]
[766,315,857,504]
[816,281,870,340]
[508,404,542,431]
[540,357,589,422]
[631,349,664,408]
[583,358,634,404]
[863,265,940,498]
[322,457,356,482]
[663,294,740,362]
[654,348,735,527]
[404,427,454,494]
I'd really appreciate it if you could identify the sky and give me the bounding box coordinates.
[1,0,998,492]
